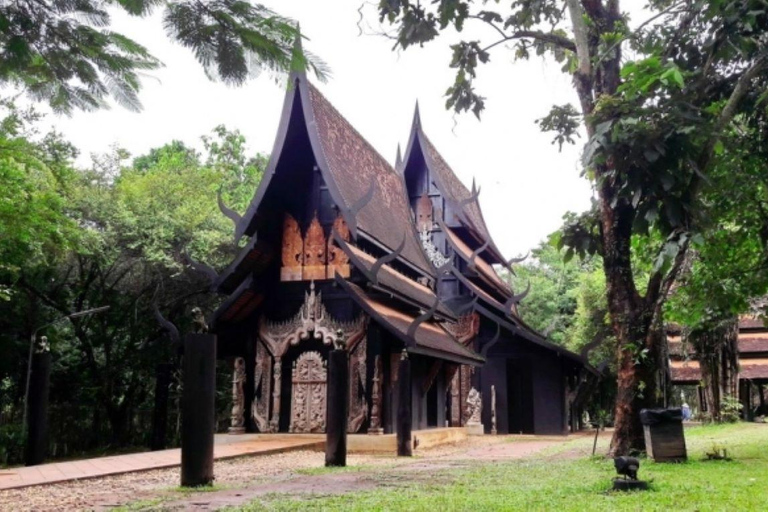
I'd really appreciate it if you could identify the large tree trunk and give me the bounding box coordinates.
[686,318,739,422]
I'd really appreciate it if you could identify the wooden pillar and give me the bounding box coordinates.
[326,349,349,466]
[759,384,765,411]
[24,342,51,466]
[397,352,412,457]
[150,363,173,451]
[181,333,216,487]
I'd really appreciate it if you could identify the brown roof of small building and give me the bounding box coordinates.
[739,337,768,354]
[740,364,768,380]
[306,83,433,275]
[341,280,484,365]
[670,360,702,383]
[739,316,767,330]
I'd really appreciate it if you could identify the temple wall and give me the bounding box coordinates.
[531,353,567,435]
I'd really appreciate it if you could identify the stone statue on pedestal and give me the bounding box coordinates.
[465,387,484,435]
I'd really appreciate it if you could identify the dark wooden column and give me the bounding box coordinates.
[325,348,349,466]
[397,351,413,456]
[24,343,51,466]
[150,362,173,451]
[181,333,217,487]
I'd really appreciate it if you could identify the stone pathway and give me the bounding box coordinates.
[0,434,323,491]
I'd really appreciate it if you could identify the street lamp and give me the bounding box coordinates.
[22,305,110,465]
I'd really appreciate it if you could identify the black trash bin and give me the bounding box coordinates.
[640,408,687,462]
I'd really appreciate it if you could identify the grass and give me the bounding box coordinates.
[234,422,768,511]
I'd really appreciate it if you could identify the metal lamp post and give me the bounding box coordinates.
[23,305,110,466]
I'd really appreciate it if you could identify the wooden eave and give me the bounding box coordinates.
[344,243,454,319]
[215,237,273,295]
[450,268,593,371]
[337,277,484,366]
[211,276,264,330]
[443,225,512,299]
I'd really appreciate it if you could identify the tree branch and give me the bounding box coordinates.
[480,30,576,54]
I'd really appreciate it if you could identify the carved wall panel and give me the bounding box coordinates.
[416,192,433,231]
[348,336,368,433]
[444,313,480,345]
[258,283,368,433]
[230,357,246,432]
[280,213,303,281]
[290,351,327,433]
[327,212,351,278]
[369,355,383,434]
[303,213,326,280]
[450,369,461,426]
[460,365,473,425]
[252,340,271,432]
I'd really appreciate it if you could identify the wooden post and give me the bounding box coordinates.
[150,363,172,451]
[397,351,412,456]
[325,348,349,467]
[181,333,217,487]
[24,340,51,466]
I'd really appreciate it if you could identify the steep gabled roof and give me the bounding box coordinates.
[401,106,506,264]
[230,73,433,283]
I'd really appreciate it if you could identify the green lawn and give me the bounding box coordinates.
[237,423,768,511]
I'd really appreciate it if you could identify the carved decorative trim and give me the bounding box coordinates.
[259,281,367,356]
[252,340,271,432]
[369,355,383,434]
[280,213,303,281]
[327,212,351,278]
[460,365,472,425]
[420,226,450,268]
[230,357,246,432]
[348,336,368,433]
[416,192,433,232]
[444,312,480,345]
[290,351,327,433]
[303,212,326,280]
[450,369,461,426]
[270,356,282,432]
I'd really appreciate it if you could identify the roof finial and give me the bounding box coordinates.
[412,100,422,129]
[290,23,306,77]
[395,144,403,171]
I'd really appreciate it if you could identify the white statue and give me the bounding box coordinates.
[466,387,482,424]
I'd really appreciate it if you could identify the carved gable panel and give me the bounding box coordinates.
[416,192,433,231]
[327,212,351,278]
[303,213,326,280]
[280,213,303,281]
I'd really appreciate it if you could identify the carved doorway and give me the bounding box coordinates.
[289,351,327,433]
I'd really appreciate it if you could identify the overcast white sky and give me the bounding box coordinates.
[39,0,597,258]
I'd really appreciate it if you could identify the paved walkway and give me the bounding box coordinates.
[0,434,323,491]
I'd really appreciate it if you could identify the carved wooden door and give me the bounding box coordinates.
[289,351,327,433]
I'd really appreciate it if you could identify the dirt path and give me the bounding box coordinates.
[0,436,575,511]
[156,438,566,511]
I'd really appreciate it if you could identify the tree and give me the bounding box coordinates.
[665,121,768,421]
[0,122,265,459]
[506,231,599,346]
[0,0,327,114]
[377,1,768,454]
